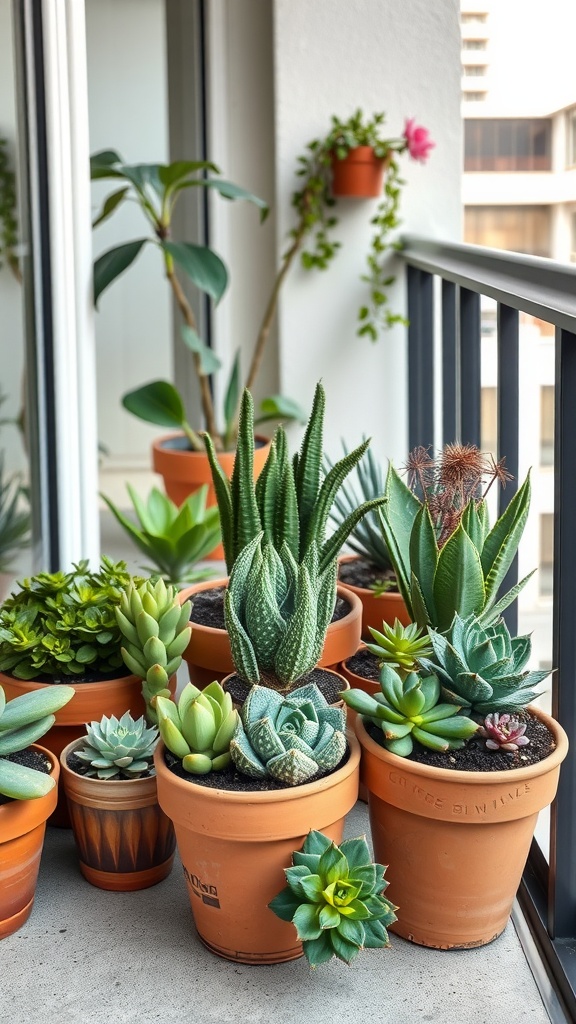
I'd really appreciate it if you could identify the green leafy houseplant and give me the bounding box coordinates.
[0,455,30,575]
[101,484,221,585]
[269,830,397,967]
[0,683,73,798]
[0,135,20,283]
[378,444,532,631]
[73,711,158,780]
[91,150,304,451]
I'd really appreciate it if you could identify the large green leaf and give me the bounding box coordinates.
[223,350,241,441]
[180,325,222,376]
[254,394,308,425]
[89,149,123,179]
[0,757,56,800]
[204,178,269,221]
[433,525,485,630]
[481,474,531,606]
[116,163,164,200]
[158,160,219,189]
[92,187,129,229]
[409,506,438,622]
[380,464,422,599]
[162,241,228,304]
[121,380,186,430]
[93,239,148,305]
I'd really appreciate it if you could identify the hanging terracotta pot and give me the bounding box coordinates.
[60,739,176,891]
[180,582,362,686]
[0,670,171,828]
[355,707,569,949]
[0,745,59,939]
[152,432,272,560]
[154,732,360,963]
[330,146,388,198]
[338,554,410,639]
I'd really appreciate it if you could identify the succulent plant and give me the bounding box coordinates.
[341,664,478,757]
[0,557,144,680]
[0,456,30,573]
[225,533,337,692]
[424,613,550,715]
[205,383,385,576]
[268,829,397,967]
[116,578,192,723]
[74,712,159,779]
[230,683,346,785]
[378,446,533,631]
[0,683,74,799]
[326,441,393,576]
[155,681,238,775]
[478,713,530,752]
[365,619,433,677]
[101,484,221,585]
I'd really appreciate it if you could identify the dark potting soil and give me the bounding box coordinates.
[163,745,350,793]
[65,750,155,780]
[345,646,381,682]
[0,748,53,806]
[338,557,398,593]
[366,711,556,772]
[9,667,128,685]
[224,667,346,708]
[189,586,352,630]
[161,435,268,453]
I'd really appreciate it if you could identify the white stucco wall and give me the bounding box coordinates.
[273,0,462,465]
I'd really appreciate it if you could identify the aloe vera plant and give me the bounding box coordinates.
[378,446,532,631]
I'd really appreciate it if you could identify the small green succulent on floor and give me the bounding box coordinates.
[341,664,478,757]
[0,558,145,681]
[230,683,346,786]
[116,578,192,723]
[0,683,74,799]
[74,712,158,779]
[269,829,397,967]
[365,619,433,676]
[378,444,532,631]
[423,613,550,715]
[156,681,238,775]
[101,484,221,585]
[205,382,386,576]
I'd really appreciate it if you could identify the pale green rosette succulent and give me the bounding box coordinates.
[230,683,347,786]
[156,681,238,775]
[74,712,159,779]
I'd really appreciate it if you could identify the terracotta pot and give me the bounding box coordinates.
[330,146,388,198]
[180,582,362,685]
[221,667,349,711]
[338,554,410,639]
[355,707,569,949]
[60,739,176,891]
[154,732,360,963]
[152,432,272,560]
[338,643,379,803]
[0,745,59,939]
[0,670,159,827]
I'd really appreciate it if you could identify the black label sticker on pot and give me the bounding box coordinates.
[183,865,220,908]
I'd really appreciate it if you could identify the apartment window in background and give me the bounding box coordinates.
[567,107,576,168]
[461,12,488,24]
[481,386,497,457]
[463,65,486,76]
[540,385,554,466]
[539,513,554,597]
[464,92,487,102]
[462,39,487,50]
[464,206,551,256]
[465,119,552,171]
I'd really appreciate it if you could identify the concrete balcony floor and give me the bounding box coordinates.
[3,801,554,1024]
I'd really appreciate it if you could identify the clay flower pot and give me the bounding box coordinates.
[0,745,59,939]
[355,707,569,949]
[60,739,175,891]
[0,670,155,827]
[221,666,350,712]
[154,732,360,963]
[330,146,388,198]
[338,554,410,639]
[180,582,362,686]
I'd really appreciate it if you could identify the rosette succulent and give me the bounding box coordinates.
[0,683,74,798]
[230,683,346,785]
[365,619,433,677]
[155,681,238,775]
[479,713,530,752]
[116,578,192,722]
[74,712,159,779]
[341,664,478,757]
[424,613,550,714]
[268,830,397,967]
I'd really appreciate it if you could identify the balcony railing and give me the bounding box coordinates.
[401,234,576,1020]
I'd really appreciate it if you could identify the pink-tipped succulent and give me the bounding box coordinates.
[478,713,530,752]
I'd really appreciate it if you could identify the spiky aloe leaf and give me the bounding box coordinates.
[433,525,485,631]
[294,382,325,558]
[229,389,261,562]
[480,473,531,606]
[274,563,318,687]
[409,505,438,622]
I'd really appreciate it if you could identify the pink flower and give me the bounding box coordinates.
[403,119,435,163]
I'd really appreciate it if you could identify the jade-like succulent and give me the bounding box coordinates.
[225,533,337,692]
[0,557,144,680]
[269,830,397,967]
[365,619,433,677]
[341,664,478,757]
[0,683,74,799]
[74,712,158,779]
[424,613,550,715]
[155,681,238,775]
[378,447,532,631]
[116,578,192,723]
[230,683,346,786]
[479,713,530,752]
